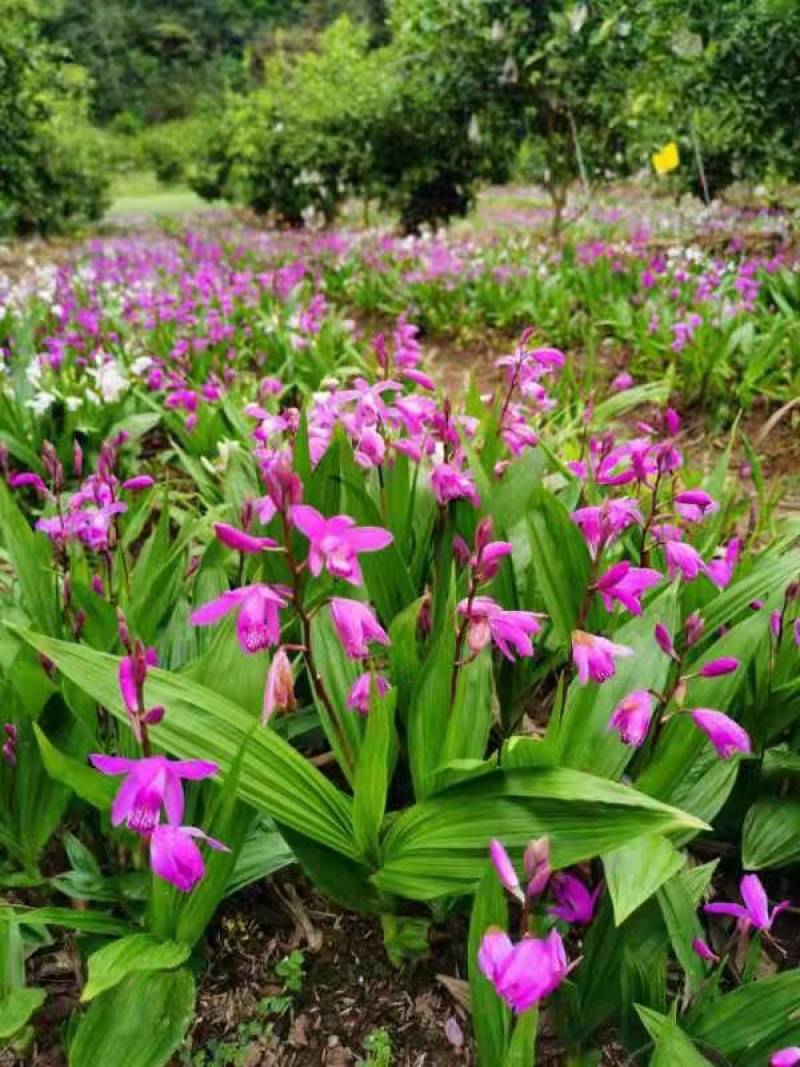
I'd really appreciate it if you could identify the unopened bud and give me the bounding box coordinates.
[524,836,551,898]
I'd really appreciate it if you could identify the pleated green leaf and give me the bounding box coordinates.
[374,767,706,900]
[742,797,800,869]
[69,968,195,1067]
[528,488,591,646]
[81,934,190,1001]
[688,970,800,1064]
[16,630,356,858]
[0,986,46,1040]
[603,834,684,925]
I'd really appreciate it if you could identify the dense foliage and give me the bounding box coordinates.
[0,1,109,236]
[0,206,799,1062]
[189,0,800,230]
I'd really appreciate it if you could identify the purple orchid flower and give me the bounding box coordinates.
[549,872,602,925]
[608,690,655,746]
[596,562,662,616]
[149,823,229,892]
[89,754,218,835]
[704,873,789,933]
[346,672,389,714]
[191,583,289,653]
[213,522,277,553]
[690,708,751,759]
[772,1049,800,1067]
[289,505,392,586]
[329,598,390,659]
[571,630,634,684]
[478,928,569,1012]
[457,596,543,661]
[692,937,719,962]
[665,540,705,581]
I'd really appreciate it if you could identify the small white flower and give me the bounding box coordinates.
[130,355,153,377]
[27,391,57,416]
[65,396,82,412]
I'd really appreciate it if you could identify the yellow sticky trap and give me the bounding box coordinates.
[651,141,679,175]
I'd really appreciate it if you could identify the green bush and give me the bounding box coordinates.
[0,2,110,236]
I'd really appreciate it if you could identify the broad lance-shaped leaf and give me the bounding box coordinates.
[13,909,133,937]
[0,479,60,635]
[0,987,46,1040]
[657,869,710,995]
[33,724,116,811]
[468,865,510,1065]
[373,767,706,900]
[742,797,800,869]
[687,970,800,1064]
[602,834,684,925]
[558,584,677,778]
[636,1007,714,1066]
[310,611,364,785]
[528,488,591,646]
[69,968,195,1067]
[16,630,356,859]
[81,934,190,1001]
[406,568,457,799]
[439,648,494,767]
[353,686,396,863]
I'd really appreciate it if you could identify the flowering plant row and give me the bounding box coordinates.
[0,230,799,1064]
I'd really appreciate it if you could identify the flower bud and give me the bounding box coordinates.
[489,839,524,903]
[654,623,675,658]
[262,648,296,724]
[685,611,704,647]
[698,657,739,678]
[524,837,551,898]
[474,517,494,553]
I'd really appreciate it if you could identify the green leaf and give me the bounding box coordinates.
[387,597,422,718]
[82,934,190,1001]
[33,724,116,811]
[374,767,706,900]
[559,585,677,777]
[528,488,591,645]
[0,986,46,1039]
[0,479,59,635]
[688,970,800,1064]
[742,797,800,869]
[15,631,357,859]
[14,908,133,937]
[225,822,294,897]
[406,577,457,799]
[635,1007,713,1066]
[603,835,684,925]
[69,968,195,1067]
[439,648,494,767]
[310,610,363,785]
[489,448,546,534]
[504,1007,537,1067]
[468,865,510,1066]
[656,871,707,995]
[353,685,395,863]
[277,825,384,916]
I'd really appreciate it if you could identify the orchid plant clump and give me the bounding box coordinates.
[0,212,799,1067]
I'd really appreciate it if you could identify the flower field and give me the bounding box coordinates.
[1,191,800,1066]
